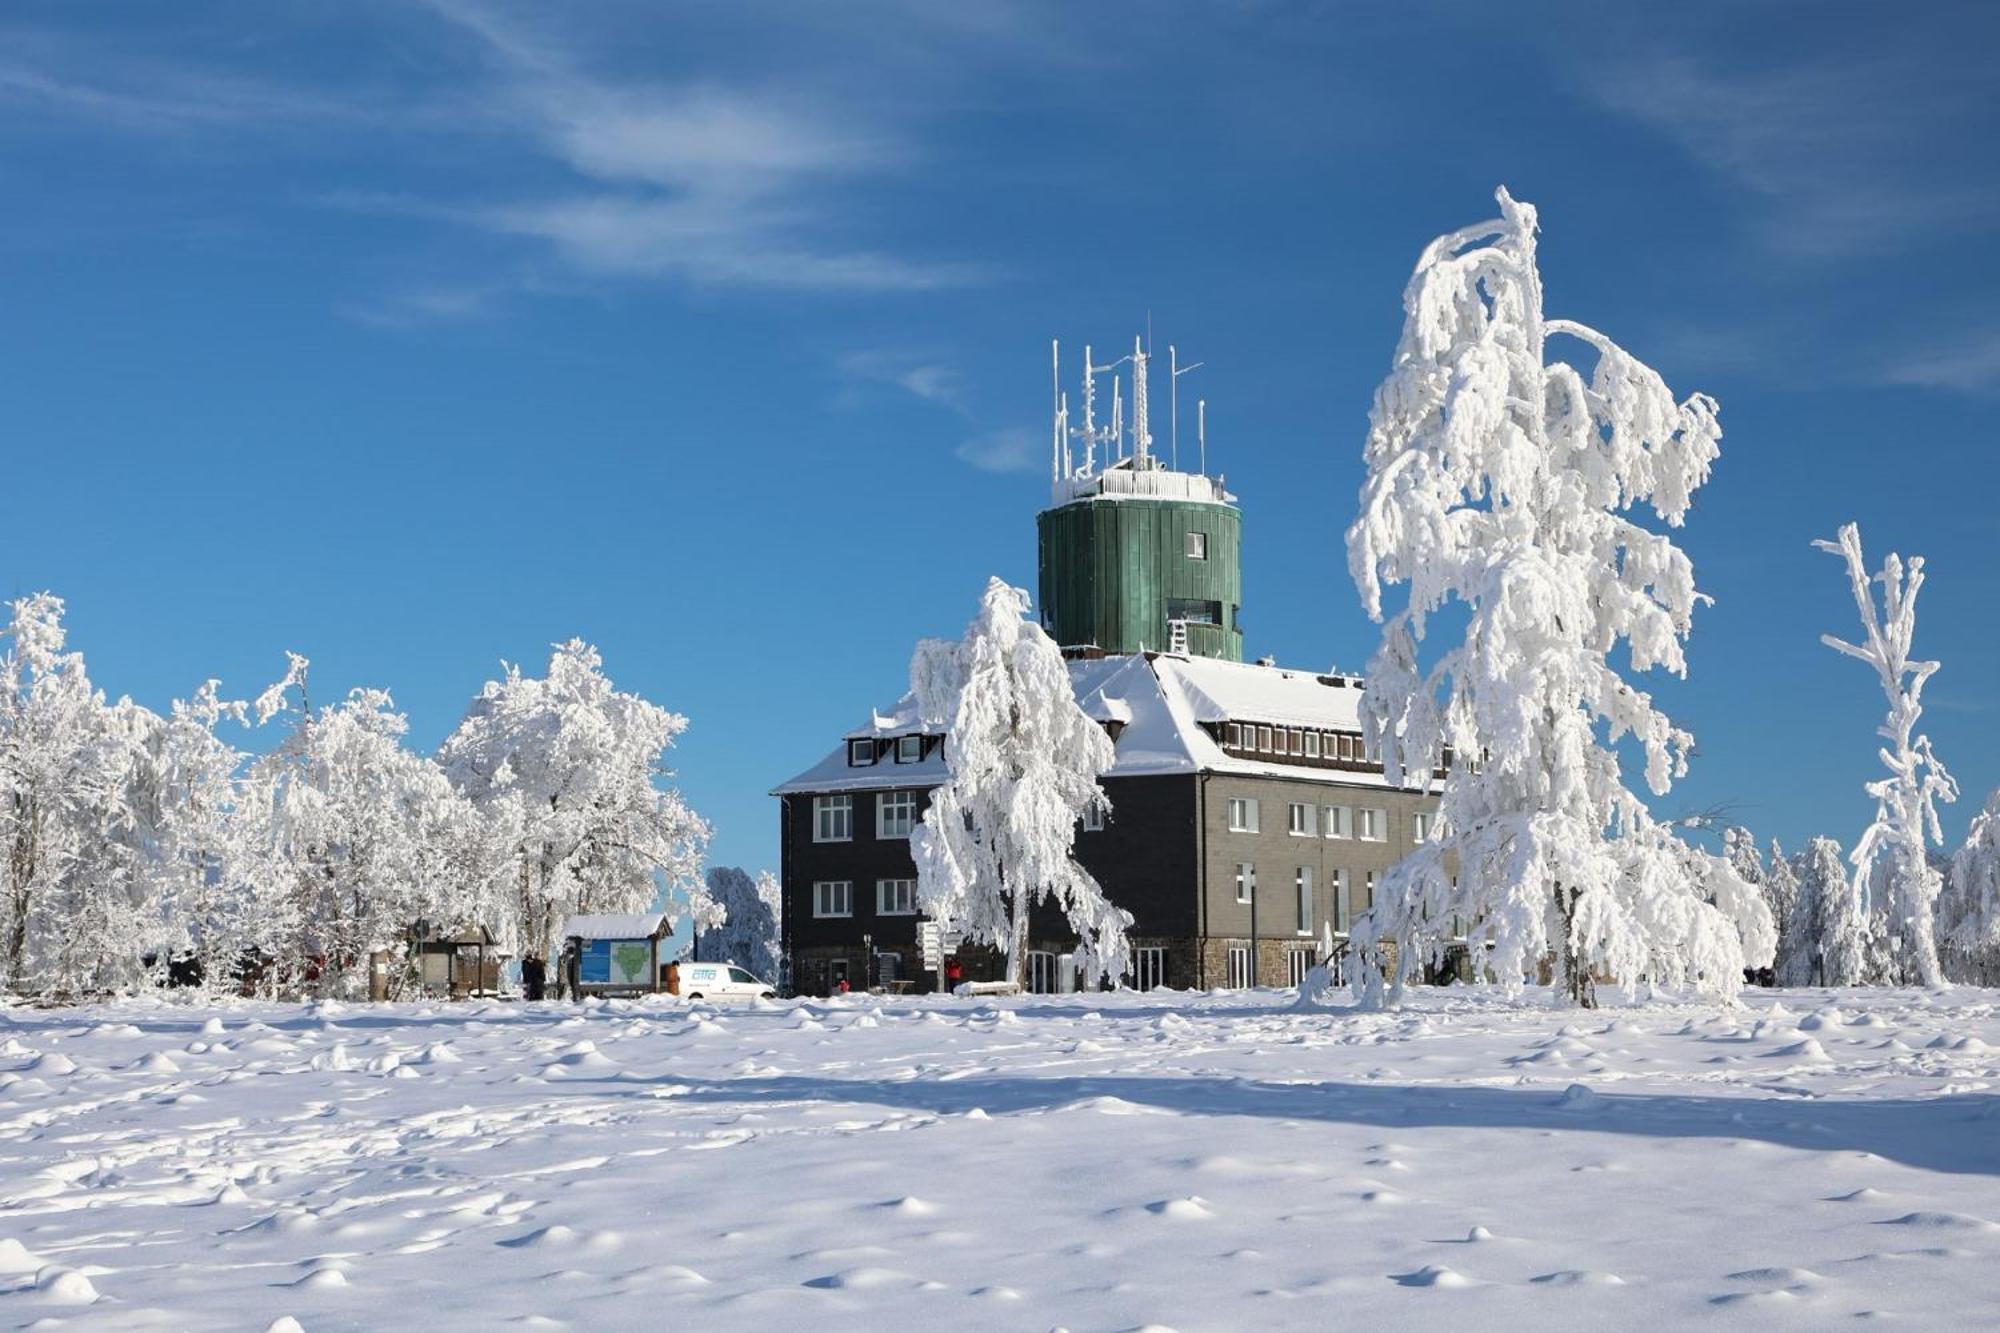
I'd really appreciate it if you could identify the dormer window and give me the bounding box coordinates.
[848,739,877,767]
[895,735,923,763]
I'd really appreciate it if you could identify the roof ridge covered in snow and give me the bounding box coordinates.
[774,652,1409,795]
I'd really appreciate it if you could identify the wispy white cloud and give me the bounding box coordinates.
[1881,333,2000,395]
[835,351,971,413]
[0,59,378,131]
[419,0,978,295]
[1585,53,1997,258]
[955,426,1040,474]
[335,280,512,329]
[0,4,983,307]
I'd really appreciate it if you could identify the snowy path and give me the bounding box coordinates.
[2,987,1997,1331]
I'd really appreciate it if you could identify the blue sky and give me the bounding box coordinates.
[4,1,1997,882]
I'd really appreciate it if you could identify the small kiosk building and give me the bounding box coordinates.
[560,913,673,998]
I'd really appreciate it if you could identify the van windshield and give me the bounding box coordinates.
[729,968,756,984]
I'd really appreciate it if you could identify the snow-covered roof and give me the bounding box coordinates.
[562,913,669,941]
[774,653,1411,795]
[1159,655,1366,731]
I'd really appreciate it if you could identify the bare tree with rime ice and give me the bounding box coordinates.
[1814,522,1956,988]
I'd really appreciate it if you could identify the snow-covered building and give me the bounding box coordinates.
[773,336,1440,995]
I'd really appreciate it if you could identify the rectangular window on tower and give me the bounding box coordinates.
[1166,598,1221,625]
[1185,531,1208,560]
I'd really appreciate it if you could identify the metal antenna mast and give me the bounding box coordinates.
[1170,345,1204,472]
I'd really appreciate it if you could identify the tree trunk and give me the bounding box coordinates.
[1554,883,1597,1009]
[1005,880,1028,987]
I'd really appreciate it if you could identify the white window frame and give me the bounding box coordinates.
[813,794,853,842]
[1287,948,1314,987]
[1295,866,1313,935]
[1358,807,1387,842]
[1082,802,1105,832]
[1288,802,1314,837]
[1323,805,1352,840]
[877,790,916,839]
[1185,531,1208,560]
[1227,797,1260,833]
[848,739,876,767]
[1332,868,1350,933]
[1304,731,1321,759]
[1235,862,1256,904]
[813,880,852,918]
[1364,870,1377,910]
[1413,810,1435,843]
[875,878,917,916]
[1131,947,1166,992]
[1258,725,1274,752]
[1226,944,1251,990]
[895,734,923,763]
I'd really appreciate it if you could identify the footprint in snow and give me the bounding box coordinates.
[803,1266,919,1290]
[1143,1197,1213,1219]
[1878,1211,2000,1233]
[876,1196,937,1215]
[1530,1269,1625,1286]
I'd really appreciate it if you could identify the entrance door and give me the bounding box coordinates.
[1026,951,1058,994]
[828,958,850,994]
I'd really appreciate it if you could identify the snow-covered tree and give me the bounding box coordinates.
[1762,838,1808,985]
[1942,790,2000,984]
[241,657,495,997]
[129,680,254,993]
[1815,522,1957,987]
[0,594,155,996]
[1784,834,1883,987]
[436,639,712,965]
[1344,186,1771,1008]
[1726,826,1792,981]
[698,865,783,979]
[910,578,1130,988]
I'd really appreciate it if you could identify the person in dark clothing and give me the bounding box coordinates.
[521,955,546,1002]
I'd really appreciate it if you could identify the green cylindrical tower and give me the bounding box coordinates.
[1037,460,1243,661]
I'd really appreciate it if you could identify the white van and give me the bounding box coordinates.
[678,962,777,1002]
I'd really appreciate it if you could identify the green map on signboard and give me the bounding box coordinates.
[611,943,650,985]
[580,938,655,986]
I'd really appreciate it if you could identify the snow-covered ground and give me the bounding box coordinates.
[3,986,1998,1331]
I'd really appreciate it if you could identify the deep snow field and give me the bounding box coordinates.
[2,985,1998,1331]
